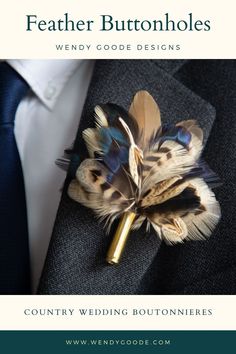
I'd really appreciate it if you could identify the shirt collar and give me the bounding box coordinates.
[7,59,83,110]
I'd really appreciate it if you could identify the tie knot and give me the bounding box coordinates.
[0,62,29,125]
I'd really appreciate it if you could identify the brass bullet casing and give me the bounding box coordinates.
[106,211,136,265]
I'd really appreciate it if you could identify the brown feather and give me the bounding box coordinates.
[141,177,188,207]
[129,90,161,149]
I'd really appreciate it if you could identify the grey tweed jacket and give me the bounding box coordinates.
[38,59,236,294]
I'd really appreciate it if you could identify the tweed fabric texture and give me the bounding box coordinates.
[39,59,219,294]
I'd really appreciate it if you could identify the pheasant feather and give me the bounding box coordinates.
[68,91,221,262]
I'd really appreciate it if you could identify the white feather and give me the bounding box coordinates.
[94,105,108,128]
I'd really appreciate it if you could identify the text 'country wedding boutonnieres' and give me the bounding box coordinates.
[67,91,221,264]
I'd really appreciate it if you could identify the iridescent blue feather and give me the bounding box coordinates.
[160,123,191,148]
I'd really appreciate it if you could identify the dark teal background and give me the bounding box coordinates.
[0,331,235,354]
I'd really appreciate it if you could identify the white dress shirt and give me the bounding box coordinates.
[7,59,94,292]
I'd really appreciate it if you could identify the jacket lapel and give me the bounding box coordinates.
[38,59,216,294]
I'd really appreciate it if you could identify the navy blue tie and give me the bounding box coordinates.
[0,62,31,294]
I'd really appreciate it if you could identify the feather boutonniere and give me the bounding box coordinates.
[68,91,221,264]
